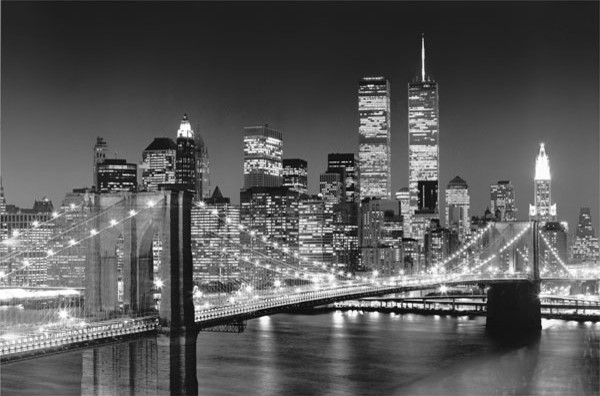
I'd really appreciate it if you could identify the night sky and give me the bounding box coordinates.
[1,1,598,231]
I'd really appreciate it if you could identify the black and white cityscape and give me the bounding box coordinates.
[0,1,599,395]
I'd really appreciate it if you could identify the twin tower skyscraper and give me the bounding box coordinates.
[358,35,440,240]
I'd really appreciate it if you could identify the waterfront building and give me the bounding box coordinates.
[299,198,335,268]
[360,198,402,275]
[141,137,177,191]
[97,159,137,193]
[195,129,211,200]
[332,202,360,273]
[408,35,440,238]
[402,237,421,274]
[327,153,359,203]
[240,186,300,266]
[175,114,196,193]
[529,143,557,222]
[445,176,470,242]
[243,125,283,189]
[319,172,343,204]
[424,219,457,270]
[191,187,240,284]
[358,77,391,200]
[282,159,308,195]
[571,207,599,261]
[490,180,517,222]
[93,137,109,189]
[0,198,54,286]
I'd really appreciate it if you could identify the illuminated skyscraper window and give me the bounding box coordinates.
[283,159,308,195]
[243,125,283,189]
[491,180,517,221]
[175,114,197,193]
[141,137,177,191]
[359,77,391,200]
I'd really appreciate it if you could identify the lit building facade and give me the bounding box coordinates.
[0,178,6,215]
[93,137,109,189]
[529,143,556,222]
[571,207,599,261]
[327,153,359,203]
[424,219,457,270]
[195,130,211,200]
[395,187,410,218]
[319,172,343,204]
[360,198,402,275]
[282,159,308,195]
[243,125,283,189]
[332,202,359,272]
[408,36,439,238]
[97,159,137,193]
[299,199,335,267]
[491,180,517,221]
[175,114,197,193]
[358,77,391,200]
[191,187,240,284]
[445,176,470,242]
[0,199,54,286]
[240,186,300,265]
[141,137,177,191]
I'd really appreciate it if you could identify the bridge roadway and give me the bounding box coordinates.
[0,273,589,364]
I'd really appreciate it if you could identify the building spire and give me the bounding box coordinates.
[421,33,426,82]
[534,142,551,180]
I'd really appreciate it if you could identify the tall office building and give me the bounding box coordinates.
[176,114,196,192]
[332,202,359,272]
[299,199,335,267]
[0,199,54,286]
[282,159,308,195]
[358,77,391,200]
[191,187,240,283]
[395,187,410,218]
[491,180,517,221]
[408,35,440,238]
[93,137,109,189]
[424,219,458,270]
[445,176,470,242]
[360,198,402,275]
[529,143,557,222]
[243,125,283,189]
[195,129,211,200]
[141,138,177,191]
[327,153,359,203]
[319,172,343,204]
[240,186,300,265]
[0,178,6,215]
[571,207,599,261]
[97,159,137,193]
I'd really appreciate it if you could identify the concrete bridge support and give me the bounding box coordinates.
[486,282,541,333]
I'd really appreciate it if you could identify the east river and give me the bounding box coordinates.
[1,311,598,395]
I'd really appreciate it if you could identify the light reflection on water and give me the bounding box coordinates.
[1,312,598,395]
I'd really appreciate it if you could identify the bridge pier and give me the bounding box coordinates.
[486,282,541,334]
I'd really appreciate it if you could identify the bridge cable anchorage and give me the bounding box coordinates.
[0,197,164,281]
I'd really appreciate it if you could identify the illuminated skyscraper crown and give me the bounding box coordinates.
[177,114,194,138]
[534,143,551,181]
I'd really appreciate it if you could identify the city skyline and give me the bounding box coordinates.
[1,2,598,231]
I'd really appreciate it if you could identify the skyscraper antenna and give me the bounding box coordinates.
[421,33,426,82]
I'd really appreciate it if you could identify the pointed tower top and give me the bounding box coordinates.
[421,33,426,82]
[534,142,551,180]
[211,186,223,200]
[177,113,194,139]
